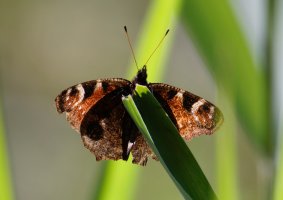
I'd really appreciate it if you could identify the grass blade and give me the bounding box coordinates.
[126,0,182,80]
[273,108,283,200]
[95,1,182,200]
[181,0,269,153]
[0,100,14,200]
[216,88,238,200]
[93,161,140,200]
[123,84,218,200]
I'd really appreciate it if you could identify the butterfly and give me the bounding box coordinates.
[55,65,223,166]
[55,27,223,166]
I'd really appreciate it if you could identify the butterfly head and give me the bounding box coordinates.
[132,65,148,87]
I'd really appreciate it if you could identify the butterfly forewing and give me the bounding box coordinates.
[55,79,131,131]
[149,83,223,140]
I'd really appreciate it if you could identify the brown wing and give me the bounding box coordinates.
[80,91,155,165]
[55,78,155,165]
[55,78,131,131]
[149,83,223,140]
[119,110,157,166]
[55,79,130,161]
[79,89,127,162]
[130,134,157,165]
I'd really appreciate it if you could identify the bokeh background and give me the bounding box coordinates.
[0,1,282,200]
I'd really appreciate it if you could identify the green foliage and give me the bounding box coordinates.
[126,0,182,80]
[123,85,217,200]
[95,1,182,200]
[96,0,282,199]
[1,0,282,199]
[273,110,283,200]
[93,161,140,200]
[0,102,14,200]
[215,89,238,200]
[181,0,269,153]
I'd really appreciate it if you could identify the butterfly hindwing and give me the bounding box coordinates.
[80,88,127,161]
[121,111,156,166]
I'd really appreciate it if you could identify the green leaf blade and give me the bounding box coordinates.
[95,1,182,199]
[123,85,218,200]
[93,161,140,200]
[181,0,269,153]
[126,0,182,81]
[0,101,14,200]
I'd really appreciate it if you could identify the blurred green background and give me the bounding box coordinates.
[0,0,282,200]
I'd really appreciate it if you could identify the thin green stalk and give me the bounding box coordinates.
[94,1,182,200]
[93,161,140,200]
[273,108,283,200]
[265,0,276,143]
[272,1,283,199]
[216,88,238,200]
[265,0,277,198]
[0,100,14,200]
[265,0,276,156]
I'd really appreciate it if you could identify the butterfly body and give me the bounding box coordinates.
[55,66,223,165]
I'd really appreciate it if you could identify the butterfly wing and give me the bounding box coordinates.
[55,78,131,131]
[149,83,223,140]
[79,89,128,162]
[119,111,156,166]
[55,79,131,161]
[55,78,222,165]
[55,78,155,165]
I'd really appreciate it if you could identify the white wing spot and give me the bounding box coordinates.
[176,91,184,99]
[66,88,71,101]
[191,99,206,122]
[69,84,85,109]
[191,99,206,114]
[209,106,215,119]
[96,81,102,90]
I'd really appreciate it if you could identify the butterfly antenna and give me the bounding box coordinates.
[144,29,170,66]
[124,26,139,70]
